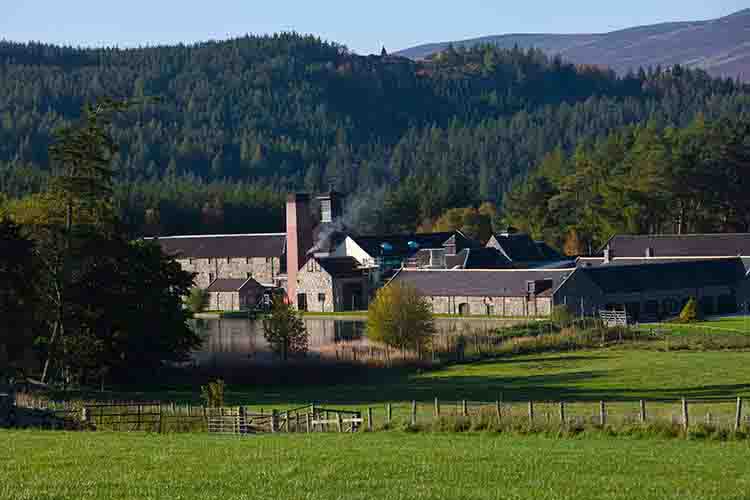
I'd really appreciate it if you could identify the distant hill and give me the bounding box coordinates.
[397,9,750,80]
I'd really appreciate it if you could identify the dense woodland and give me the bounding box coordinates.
[1,101,201,384]
[1,34,750,241]
[504,115,750,253]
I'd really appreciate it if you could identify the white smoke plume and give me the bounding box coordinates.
[309,187,387,254]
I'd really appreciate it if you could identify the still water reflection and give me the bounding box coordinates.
[191,317,521,368]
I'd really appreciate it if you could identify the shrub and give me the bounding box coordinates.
[679,297,703,323]
[200,379,225,407]
[186,287,208,314]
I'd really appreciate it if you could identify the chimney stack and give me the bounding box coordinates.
[286,193,313,308]
[317,190,344,224]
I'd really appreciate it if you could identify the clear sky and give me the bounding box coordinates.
[2,1,747,55]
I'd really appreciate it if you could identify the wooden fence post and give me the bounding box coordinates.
[336,412,343,433]
[386,403,392,425]
[367,407,373,431]
[411,401,417,426]
[599,401,606,426]
[559,401,565,424]
[462,400,468,417]
[495,400,502,420]
[434,397,440,418]
[271,410,278,433]
[682,398,689,432]
[240,406,247,435]
[157,404,163,434]
[528,401,534,423]
[639,400,647,423]
[306,412,311,433]
[735,397,743,432]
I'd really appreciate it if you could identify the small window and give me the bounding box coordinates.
[318,293,326,303]
[188,258,193,264]
[246,257,251,264]
[227,257,231,264]
[307,260,315,272]
[208,258,213,264]
[246,272,253,279]
[321,199,332,223]
[208,273,215,283]
[266,257,272,264]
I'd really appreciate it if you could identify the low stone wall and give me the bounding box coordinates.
[428,295,552,317]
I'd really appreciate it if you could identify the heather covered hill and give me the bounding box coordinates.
[398,9,750,80]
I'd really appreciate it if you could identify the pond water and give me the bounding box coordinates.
[191,317,524,368]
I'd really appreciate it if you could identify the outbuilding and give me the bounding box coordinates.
[554,258,749,321]
[206,278,266,312]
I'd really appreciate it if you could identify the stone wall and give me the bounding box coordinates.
[177,257,282,288]
[427,295,552,317]
[296,261,335,313]
[208,291,241,311]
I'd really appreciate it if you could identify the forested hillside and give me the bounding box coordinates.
[503,115,750,254]
[1,34,749,236]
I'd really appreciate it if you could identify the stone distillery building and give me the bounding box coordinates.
[149,191,750,316]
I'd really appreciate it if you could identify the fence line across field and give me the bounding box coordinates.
[8,393,748,434]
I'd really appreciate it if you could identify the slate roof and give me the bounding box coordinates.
[149,233,286,259]
[206,278,260,292]
[578,255,750,273]
[445,249,469,269]
[577,258,747,294]
[350,232,477,259]
[316,256,364,278]
[490,234,561,262]
[392,269,574,297]
[536,241,563,260]
[606,234,750,258]
[460,248,512,269]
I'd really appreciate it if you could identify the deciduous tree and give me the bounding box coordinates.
[263,297,309,361]
[367,282,435,361]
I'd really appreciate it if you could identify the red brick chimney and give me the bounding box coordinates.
[286,193,313,308]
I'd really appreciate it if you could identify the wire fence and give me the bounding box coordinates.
[8,392,748,435]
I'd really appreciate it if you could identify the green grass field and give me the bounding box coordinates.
[141,349,750,407]
[2,431,749,500]
[64,347,750,428]
[647,316,750,335]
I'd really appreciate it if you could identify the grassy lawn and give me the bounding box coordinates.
[644,316,750,335]
[77,349,750,420]
[2,431,750,500]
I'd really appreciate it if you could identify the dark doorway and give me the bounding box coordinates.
[458,303,470,316]
[297,293,308,312]
[341,283,364,311]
